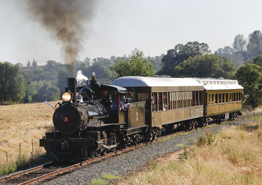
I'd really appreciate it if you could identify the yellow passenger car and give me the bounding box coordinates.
[196,78,243,120]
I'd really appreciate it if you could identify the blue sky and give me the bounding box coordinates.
[0,0,261,66]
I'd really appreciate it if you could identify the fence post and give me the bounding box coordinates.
[31,139,33,158]
[19,143,21,157]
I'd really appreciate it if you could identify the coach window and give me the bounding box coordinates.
[226,93,228,102]
[239,92,242,101]
[174,92,177,109]
[192,91,195,106]
[183,92,185,107]
[137,93,148,101]
[219,93,221,103]
[170,92,173,109]
[152,93,157,111]
[163,92,168,110]
[187,92,191,107]
[199,91,203,105]
[158,93,163,111]
[196,91,199,106]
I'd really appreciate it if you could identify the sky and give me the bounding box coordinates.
[0,0,261,66]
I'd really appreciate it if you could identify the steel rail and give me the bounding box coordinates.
[0,161,53,183]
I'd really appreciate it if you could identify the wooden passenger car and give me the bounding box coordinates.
[196,78,243,119]
[110,76,204,128]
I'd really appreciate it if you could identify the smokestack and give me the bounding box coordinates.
[67,78,76,103]
[25,0,99,77]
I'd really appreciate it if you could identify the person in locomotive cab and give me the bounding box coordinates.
[88,72,101,99]
[111,91,118,113]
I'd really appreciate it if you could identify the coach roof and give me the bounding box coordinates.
[195,78,243,90]
[110,76,203,87]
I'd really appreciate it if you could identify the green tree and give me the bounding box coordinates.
[217,46,244,68]
[32,81,60,102]
[158,41,210,76]
[0,62,25,104]
[233,34,248,62]
[85,62,115,82]
[57,69,68,93]
[247,30,262,59]
[27,81,44,103]
[235,63,262,109]
[110,50,155,78]
[173,54,236,78]
[253,54,262,66]
[32,59,38,68]
[147,55,164,73]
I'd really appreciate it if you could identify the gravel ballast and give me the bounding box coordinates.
[44,115,257,185]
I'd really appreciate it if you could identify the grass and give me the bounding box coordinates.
[0,101,57,174]
[89,173,123,185]
[126,121,262,185]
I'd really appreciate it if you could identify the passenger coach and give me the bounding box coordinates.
[196,78,243,120]
[110,76,204,130]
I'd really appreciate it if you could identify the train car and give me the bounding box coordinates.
[109,76,204,132]
[196,78,243,121]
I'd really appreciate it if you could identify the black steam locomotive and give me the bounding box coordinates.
[40,73,147,161]
[40,73,243,161]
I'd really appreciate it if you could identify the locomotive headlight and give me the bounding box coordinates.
[61,92,72,102]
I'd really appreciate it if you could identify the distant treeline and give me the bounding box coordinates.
[1,30,262,108]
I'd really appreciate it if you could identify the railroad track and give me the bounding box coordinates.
[0,112,255,185]
[0,128,186,185]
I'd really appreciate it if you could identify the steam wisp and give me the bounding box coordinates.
[76,70,88,86]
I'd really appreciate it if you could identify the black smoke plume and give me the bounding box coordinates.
[25,0,98,77]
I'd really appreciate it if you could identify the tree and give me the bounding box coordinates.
[57,69,68,94]
[158,41,210,75]
[235,63,262,109]
[110,49,155,78]
[216,46,244,68]
[233,34,248,62]
[147,55,164,73]
[253,54,262,66]
[85,62,115,81]
[0,62,25,104]
[26,81,44,102]
[32,59,38,68]
[173,54,236,78]
[27,60,31,67]
[247,30,262,59]
[32,81,60,102]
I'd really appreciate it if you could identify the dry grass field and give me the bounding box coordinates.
[122,121,262,185]
[0,101,59,163]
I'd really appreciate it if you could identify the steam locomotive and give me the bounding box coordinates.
[40,73,243,161]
